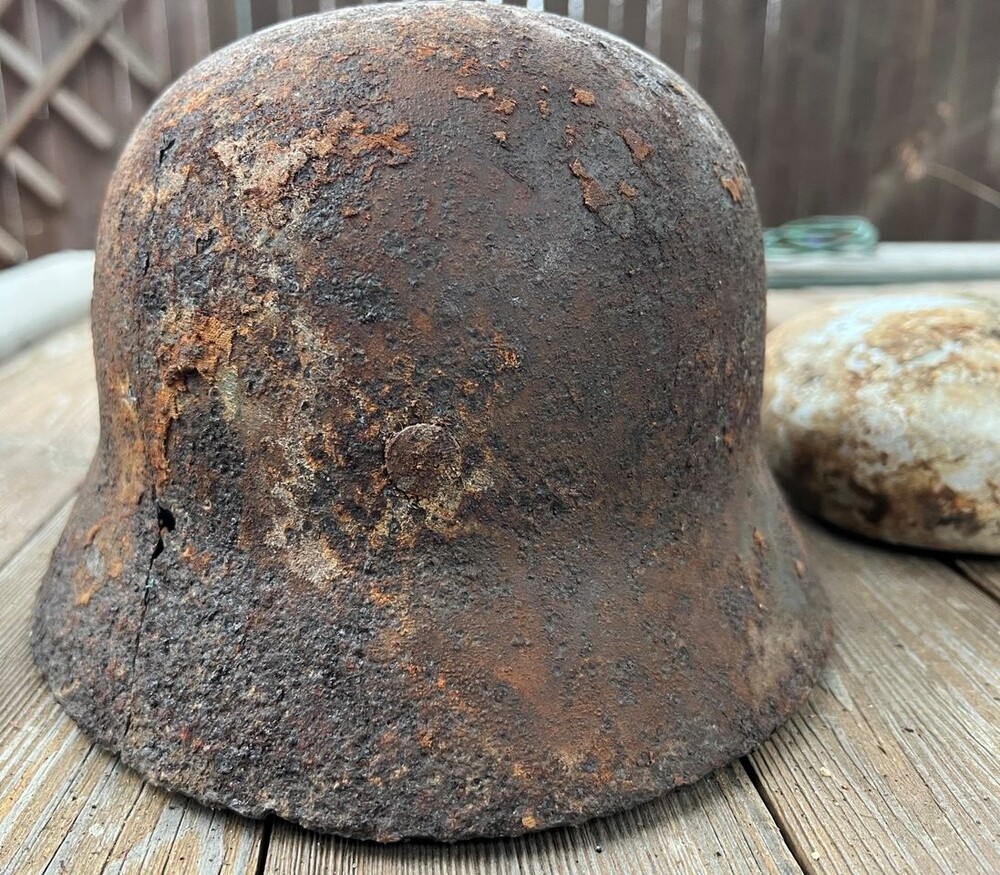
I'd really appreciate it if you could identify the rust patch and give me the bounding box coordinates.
[622,128,653,163]
[619,180,638,198]
[494,96,517,115]
[720,176,743,202]
[454,84,496,100]
[571,86,595,105]
[537,99,550,117]
[569,158,612,212]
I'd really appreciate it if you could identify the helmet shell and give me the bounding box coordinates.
[33,2,829,841]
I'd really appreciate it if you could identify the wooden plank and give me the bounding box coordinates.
[583,0,610,32]
[698,0,767,171]
[659,0,688,74]
[0,321,97,567]
[546,0,570,19]
[0,507,268,875]
[264,765,801,874]
[207,0,238,48]
[292,0,322,18]
[621,0,645,49]
[251,0,282,30]
[3,144,66,207]
[0,222,26,263]
[163,0,211,81]
[748,516,1000,874]
[955,559,1000,603]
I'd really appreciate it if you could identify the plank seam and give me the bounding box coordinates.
[948,559,1000,606]
[253,816,274,875]
[740,755,814,875]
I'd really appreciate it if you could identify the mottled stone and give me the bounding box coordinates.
[764,292,1000,553]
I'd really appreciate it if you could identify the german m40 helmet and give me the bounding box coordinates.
[33,2,830,842]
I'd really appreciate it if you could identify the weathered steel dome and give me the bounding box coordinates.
[33,2,830,842]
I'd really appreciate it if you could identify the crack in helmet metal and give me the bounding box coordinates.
[32,1,830,842]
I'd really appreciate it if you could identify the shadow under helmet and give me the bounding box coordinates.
[33,1,830,842]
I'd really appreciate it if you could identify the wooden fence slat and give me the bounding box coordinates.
[659,0,688,75]
[583,0,609,31]
[621,0,645,49]
[50,0,165,91]
[164,0,211,83]
[698,0,767,173]
[0,0,127,159]
[4,144,66,206]
[0,27,115,150]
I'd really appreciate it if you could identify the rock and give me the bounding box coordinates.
[763,292,1000,553]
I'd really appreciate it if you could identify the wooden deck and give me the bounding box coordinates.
[1,293,999,873]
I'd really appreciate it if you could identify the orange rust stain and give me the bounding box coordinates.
[414,44,438,59]
[435,675,446,689]
[454,84,496,100]
[721,176,743,202]
[564,125,577,146]
[491,332,522,370]
[342,205,360,218]
[622,128,653,163]
[722,429,735,449]
[457,57,479,76]
[521,813,538,830]
[569,159,612,212]
[151,313,235,491]
[753,527,767,551]
[537,99,550,117]
[369,584,393,609]
[618,180,638,198]
[494,97,517,115]
[493,130,507,143]
[571,87,596,106]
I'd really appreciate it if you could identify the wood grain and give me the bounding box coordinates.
[264,765,801,875]
[748,517,1000,874]
[0,322,97,568]
[955,559,1000,603]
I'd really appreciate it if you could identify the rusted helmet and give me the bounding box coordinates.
[33,2,829,841]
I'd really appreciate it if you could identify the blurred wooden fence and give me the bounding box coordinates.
[1,0,999,264]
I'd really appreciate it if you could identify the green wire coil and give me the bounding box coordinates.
[764,216,879,255]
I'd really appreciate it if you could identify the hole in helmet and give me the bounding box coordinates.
[157,505,176,531]
[158,137,176,165]
[150,504,176,563]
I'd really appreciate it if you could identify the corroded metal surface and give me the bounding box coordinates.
[33,2,829,841]
[765,292,1000,553]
